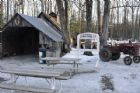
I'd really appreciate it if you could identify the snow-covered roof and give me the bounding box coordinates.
[3,13,63,42]
[19,14,63,42]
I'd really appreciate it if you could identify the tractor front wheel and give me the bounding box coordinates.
[124,56,132,65]
[133,56,140,63]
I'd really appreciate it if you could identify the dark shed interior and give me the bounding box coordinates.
[2,27,39,56]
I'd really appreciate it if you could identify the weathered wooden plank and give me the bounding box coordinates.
[4,68,63,75]
[42,57,80,61]
[0,83,54,93]
[47,61,82,64]
[0,68,71,80]
[0,69,60,78]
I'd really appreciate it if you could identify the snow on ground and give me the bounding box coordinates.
[63,48,99,63]
[0,49,140,93]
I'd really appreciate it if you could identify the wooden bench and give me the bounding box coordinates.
[0,83,54,93]
[0,69,61,78]
[41,57,81,73]
[0,68,68,93]
[0,68,72,80]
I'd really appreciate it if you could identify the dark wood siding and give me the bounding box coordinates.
[2,27,39,56]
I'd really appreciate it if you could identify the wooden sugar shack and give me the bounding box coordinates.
[0,13,64,58]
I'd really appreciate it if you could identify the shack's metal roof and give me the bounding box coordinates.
[19,14,63,42]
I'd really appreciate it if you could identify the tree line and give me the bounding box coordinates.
[0,0,140,49]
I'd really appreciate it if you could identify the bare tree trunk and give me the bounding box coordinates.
[131,1,135,40]
[32,0,36,16]
[54,3,57,14]
[123,9,126,39]
[21,0,24,14]
[80,7,85,33]
[139,11,140,40]
[40,0,44,12]
[101,0,110,47]
[36,1,40,15]
[14,1,18,14]
[86,0,93,32]
[9,0,13,17]
[44,0,47,13]
[135,5,140,40]
[27,0,29,15]
[116,0,120,39]
[65,0,68,26]
[49,0,52,13]
[126,5,129,39]
[7,0,9,22]
[110,0,115,39]
[96,0,101,35]
[110,7,115,40]
[0,0,3,28]
[78,0,82,33]
[56,0,71,52]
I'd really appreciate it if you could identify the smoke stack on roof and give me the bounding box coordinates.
[49,12,57,22]
[49,12,60,27]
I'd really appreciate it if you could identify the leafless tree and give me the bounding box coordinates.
[96,0,101,35]
[86,0,93,32]
[56,0,71,51]
[6,0,9,22]
[101,0,111,47]
[0,0,3,28]
[40,0,44,12]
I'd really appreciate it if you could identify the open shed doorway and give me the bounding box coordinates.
[2,27,39,56]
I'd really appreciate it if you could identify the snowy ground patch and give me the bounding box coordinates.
[0,49,140,93]
[63,48,99,63]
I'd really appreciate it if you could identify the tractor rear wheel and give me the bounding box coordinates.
[99,48,112,62]
[124,56,132,65]
[112,52,120,60]
[133,56,140,63]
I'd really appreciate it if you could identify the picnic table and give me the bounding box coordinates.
[41,57,81,73]
[0,67,70,93]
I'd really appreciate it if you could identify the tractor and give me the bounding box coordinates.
[99,42,140,65]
